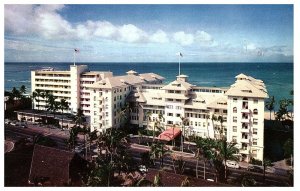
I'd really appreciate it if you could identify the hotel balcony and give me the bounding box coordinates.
[240,148,249,154]
[241,117,250,123]
[241,128,250,133]
[241,138,249,143]
[241,108,250,113]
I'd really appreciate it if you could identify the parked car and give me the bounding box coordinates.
[224,160,240,169]
[265,166,275,174]
[5,119,11,125]
[248,165,263,173]
[138,165,148,173]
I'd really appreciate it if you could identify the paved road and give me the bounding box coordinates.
[129,143,290,186]
[5,125,291,186]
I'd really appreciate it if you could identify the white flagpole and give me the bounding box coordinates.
[73,50,76,66]
[178,54,181,75]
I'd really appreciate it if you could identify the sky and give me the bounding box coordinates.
[4,4,294,62]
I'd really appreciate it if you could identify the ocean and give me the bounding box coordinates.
[4,62,293,106]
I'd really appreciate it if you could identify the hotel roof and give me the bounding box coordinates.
[161,79,193,91]
[87,72,164,89]
[225,73,268,98]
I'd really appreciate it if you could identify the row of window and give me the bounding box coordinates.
[233,98,258,103]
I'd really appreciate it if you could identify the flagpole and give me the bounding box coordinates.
[73,50,76,66]
[178,54,181,75]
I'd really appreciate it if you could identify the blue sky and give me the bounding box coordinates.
[4,4,293,62]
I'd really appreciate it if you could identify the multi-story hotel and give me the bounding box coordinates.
[31,65,268,161]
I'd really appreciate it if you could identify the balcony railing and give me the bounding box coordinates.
[241,138,249,143]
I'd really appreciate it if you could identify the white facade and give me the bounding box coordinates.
[31,65,267,161]
[31,65,112,116]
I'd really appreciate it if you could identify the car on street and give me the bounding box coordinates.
[138,165,148,173]
[224,160,240,169]
[248,165,264,173]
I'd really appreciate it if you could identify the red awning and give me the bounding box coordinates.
[158,127,181,141]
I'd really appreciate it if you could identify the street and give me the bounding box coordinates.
[5,124,290,186]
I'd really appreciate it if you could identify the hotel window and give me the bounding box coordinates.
[233,126,237,132]
[253,118,258,125]
[223,110,227,114]
[233,107,237,113]
[94,96,96,101]
[253,109,258,115]
[252,150,257,158]
[105,112,109,117]
[253,138,257,146]
[167,113,173,116]
[233,98,237,103]
[190,121,193,125]
[203,122,205,127]
[215,109,219,113]
[94,104,97,108]
[195,122,198,126]
[176,106,182,110]
[105,105,109,109]
[167,121,173,125]
[253,128,258,135]
[233,116,237,123]
[176,113,181,117]
[232,136,237,143]
[253,99,258,104]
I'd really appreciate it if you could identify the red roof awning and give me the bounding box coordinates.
[158,127,181,141]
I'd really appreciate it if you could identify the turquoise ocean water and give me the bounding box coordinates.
[4,62,293,105]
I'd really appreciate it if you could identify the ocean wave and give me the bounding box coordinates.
[6,79,30,83]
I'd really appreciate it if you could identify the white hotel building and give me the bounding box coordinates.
[31,65,268,161]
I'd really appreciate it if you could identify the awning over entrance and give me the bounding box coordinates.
[158,127,181,141]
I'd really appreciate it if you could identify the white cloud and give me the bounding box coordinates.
[195,30,213,42]
[117,24,148,43]
[173,31,194,46]
[150,30,169,43]
[245,43,257,51]
[93,21,117,38]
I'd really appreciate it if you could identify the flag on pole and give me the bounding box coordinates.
[177,52,183,57]
[74,48,80,53]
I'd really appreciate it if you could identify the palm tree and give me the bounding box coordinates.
[145,110,152,136]
[74,108,85,127]
[152,114,164,143]
[19,85,26,96]
[217,116,224,139]
[10,87,21,106]
[205,114,210,138]
[265,96,275,120]
[211,114,217,139]
[33,89,43,111]
[215,138,239,180]
[59,99,69,128]
[195,137,215,179]
[150,142,170,167]
[180,116,189,152]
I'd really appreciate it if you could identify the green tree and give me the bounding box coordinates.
[265,96,275,120]
[180,116,189,152]
[215,138,239,181]
[59,99,69,128]
[150,142,170,167]
[74,108,85,127]
[217,115,225,139]
[32,89,43,111]
[211,114,217,139]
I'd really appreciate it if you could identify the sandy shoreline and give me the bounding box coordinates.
[264,111,276,120]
